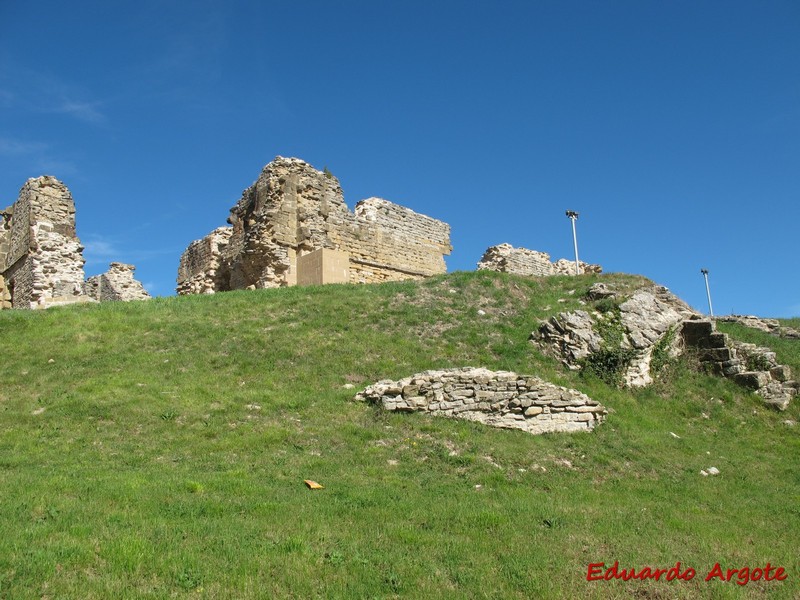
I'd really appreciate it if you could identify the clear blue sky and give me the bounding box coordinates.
[1,1,798,316]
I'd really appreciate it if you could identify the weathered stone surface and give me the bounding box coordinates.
[176,227,232,295]
[477,243,601,277]
[0,176,88,309]
[716,314,800,340]
[536,310,602,366]
[683,319,796,409]
[177,157,452,294]
[1,176,150,310]
[534,284,695,386]
[532,282,796,409]
[84,263,151,302]
[619,287,696,350]
[355,367,606,435]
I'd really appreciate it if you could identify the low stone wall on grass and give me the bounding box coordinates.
[355,367,606,435]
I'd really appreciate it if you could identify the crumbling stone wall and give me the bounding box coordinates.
[355,367,607,435]
[532,282,797,410]
[682,320,797,410]
[177,157,452,293]
[84,262,150,302]
[0,176,86,309]
[477,243,602,277]
[715,315,800,340]
[176,227,232,295]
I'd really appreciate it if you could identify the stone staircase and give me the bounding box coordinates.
[681,319,798,410]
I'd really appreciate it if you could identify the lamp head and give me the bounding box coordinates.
[565,210,579,219]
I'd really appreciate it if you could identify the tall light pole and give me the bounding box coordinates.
[565,210,580,275]
[700,268,714,317]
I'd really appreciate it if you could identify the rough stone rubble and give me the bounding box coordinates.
[682,320,798,410]
[715,314,800,340]
[477,243,602,277]
[84,262,151,302]
[532,282,798,410]
[177,157,452,294]
[0,176,149,309]
[355,367,606,435]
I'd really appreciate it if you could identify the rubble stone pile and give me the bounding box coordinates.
[355,367,606,435]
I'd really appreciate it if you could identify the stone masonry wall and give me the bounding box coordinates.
[177,157,452,293]
[681,320,797,410]
[355,367,606,435]
[176,227,233,295]
[0,176,86,309]
[477,243,601,277]
[84,262,151,302]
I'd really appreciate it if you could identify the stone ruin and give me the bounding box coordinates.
[477,243,602,277]
[682,320,798,410]
[0,176,149,309]
[84,262,151,302]
[355,367,607,435]
[532,282,798,410]
[177,157,452,294]
[715,315,800,340]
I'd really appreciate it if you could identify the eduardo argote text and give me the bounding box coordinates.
[587,561,788,586]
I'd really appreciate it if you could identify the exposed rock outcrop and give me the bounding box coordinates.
[477,243,602,277]
[535,283,696,387]
[533,282,797,409]
[177,157,452,293]
[355,367,606,435]
[84,263,150,302]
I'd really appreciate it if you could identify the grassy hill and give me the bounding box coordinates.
[1,271,798,599]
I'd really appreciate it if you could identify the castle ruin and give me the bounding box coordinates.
[177,157,452,293]
[0,176,87,309]
[0,176,149,309]
[84,262,151,302]
[477,243,602,277]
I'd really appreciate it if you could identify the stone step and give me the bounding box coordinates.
[733,371,770,391]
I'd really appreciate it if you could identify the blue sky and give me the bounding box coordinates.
[1,1,798,316]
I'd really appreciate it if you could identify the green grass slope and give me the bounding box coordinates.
[1,271,798,599]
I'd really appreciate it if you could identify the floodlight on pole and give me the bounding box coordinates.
[565,210,580,275]
[700,268,714,317]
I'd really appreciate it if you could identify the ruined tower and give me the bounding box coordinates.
[177,157,452,294]
[0,176,87,309]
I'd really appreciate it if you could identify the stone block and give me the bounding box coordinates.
[770,365,792,382]
[733,371,770,390]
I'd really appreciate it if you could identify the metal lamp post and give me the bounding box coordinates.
[565,210,580,275]
[700,268,714,317]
